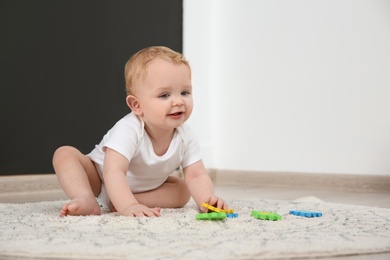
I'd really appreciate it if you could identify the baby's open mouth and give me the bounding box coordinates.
[170,112,183,116]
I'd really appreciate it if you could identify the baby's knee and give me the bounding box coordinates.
[52,146,79,166]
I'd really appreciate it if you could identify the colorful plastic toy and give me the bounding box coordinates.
[201,202,234,213]
[201,202,223,212]
[196,212,226,220]
[226,213,239,218]
[289,210,322,218]
[251,210,282,221]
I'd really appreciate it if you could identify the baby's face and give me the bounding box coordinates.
[133,58,193,132]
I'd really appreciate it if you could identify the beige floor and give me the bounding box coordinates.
[1,175,390,260]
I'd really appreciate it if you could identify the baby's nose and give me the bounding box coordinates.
[172,95,184,105]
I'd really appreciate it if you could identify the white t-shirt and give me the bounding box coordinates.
[87,112,202,194]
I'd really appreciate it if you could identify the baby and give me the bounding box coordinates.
[52,46,228,217]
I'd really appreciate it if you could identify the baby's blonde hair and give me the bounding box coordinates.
[124,46,190,95]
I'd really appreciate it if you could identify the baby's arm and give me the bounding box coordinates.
[184,160,228,212]
[103,148,160,217]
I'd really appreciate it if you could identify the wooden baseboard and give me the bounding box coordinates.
[1,171,389,195]
[0,174,60,194]
[213,169,390,193]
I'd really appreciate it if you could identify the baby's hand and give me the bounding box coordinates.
[200,196,228,213]
[122,204,161,217]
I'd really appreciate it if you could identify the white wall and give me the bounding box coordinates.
[184,0,390,175]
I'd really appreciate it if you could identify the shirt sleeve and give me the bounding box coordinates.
[102,114,142,162]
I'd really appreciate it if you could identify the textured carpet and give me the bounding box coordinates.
[0,196,389,259]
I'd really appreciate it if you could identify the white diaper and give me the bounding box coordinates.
[97,184,112,214]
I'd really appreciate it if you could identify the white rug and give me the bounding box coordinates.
[0,196,389,259]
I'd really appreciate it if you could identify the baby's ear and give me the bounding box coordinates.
[126,95,142,116]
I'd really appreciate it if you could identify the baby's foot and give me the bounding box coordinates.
[60,195,101,216]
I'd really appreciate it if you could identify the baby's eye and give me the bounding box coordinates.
[159,93,170,99]
[181,91,190,96]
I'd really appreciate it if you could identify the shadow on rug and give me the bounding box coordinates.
[0,196,389,259]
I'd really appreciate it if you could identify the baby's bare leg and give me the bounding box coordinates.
[52,146,102,216]
[134,176,191,208]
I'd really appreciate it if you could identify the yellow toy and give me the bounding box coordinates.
[201,202,234,214]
